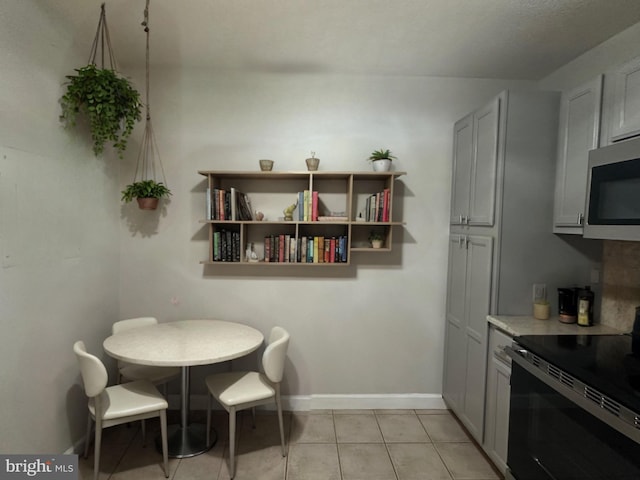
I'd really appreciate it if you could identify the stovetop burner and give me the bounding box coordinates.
[515,334,640,414]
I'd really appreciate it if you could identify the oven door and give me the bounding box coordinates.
[506,347,640,480]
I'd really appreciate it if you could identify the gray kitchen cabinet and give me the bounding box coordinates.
[450,97,499,227]
[484,325,512,475]
[553,76,602,234]
[610,55,640,143]
[443,89,597,449]
[443,234,493,441]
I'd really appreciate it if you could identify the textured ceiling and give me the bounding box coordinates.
[46,0,640,80]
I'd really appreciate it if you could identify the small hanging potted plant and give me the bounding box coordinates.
[121,179,171,210]
[59,4,142,158]
[367,149,396,172]
[121,1,171,212]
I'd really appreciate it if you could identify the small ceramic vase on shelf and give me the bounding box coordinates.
[305,151,320,171]
[259,159,274,171]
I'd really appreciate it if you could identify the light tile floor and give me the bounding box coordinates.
[78,409,503,480]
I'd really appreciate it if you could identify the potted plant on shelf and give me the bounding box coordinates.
[121,179,172,210]
[368,149,396,172]
[368,231,385,249]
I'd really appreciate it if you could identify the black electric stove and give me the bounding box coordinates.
[515,333,640,414]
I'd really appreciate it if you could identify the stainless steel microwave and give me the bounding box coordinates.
[584,135,640,241]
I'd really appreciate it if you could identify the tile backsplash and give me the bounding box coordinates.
[601,240,640,332]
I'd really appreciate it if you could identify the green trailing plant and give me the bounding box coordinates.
[60,64,142,158]
[121,179,172,203]
[368,149,396,162]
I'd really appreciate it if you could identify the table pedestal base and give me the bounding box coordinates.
[157,423,216,458]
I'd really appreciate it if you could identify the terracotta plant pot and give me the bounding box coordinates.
[137,197,159,210]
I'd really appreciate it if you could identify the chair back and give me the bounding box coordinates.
[112,317,158,335]
[73,341,108,398]
[262,327,290,383]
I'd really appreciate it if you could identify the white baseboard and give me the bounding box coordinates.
[170,393,446,411]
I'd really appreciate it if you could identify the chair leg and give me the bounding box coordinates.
[275,388,286,457]
[84,413,92,459]
[229,407,237,479]
[251,406,256,429]
[141,419,147,446]
[206,393,212,447]
[160,410,169,478]
[93,420,102,480]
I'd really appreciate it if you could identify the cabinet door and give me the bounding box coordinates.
[469,97,499,226]
[484,326,512,475]
[443,234,469,413]
[553,76,602,231]
[461,235,493,440]
[450,115,473,225]
[611,55,640,142]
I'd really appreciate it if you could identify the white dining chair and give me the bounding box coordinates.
[73,340,169,480]
[205,326,290,479]
[112,317,180,395]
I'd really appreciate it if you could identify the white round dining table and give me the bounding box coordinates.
[103,319,264,458]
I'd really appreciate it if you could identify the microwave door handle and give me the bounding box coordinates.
[504,346,640,444]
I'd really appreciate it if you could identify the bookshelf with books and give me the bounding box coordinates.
[198,170,405,266]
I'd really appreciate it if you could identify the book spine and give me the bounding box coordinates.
[301,237,307,263]
[303,190,310,221]
[313,236,319,263]
[312,191,319,221]
[206,187,211,220]
[324,238,330,263]
[278,234,285,262]
[330,237,336,263]
[383,188,390,222]
[307,236,313,263]
[264,236,270,263]
[298,191,304,221]
[290,236,297,262]
[230,187,237,221]
[284,234,291,263]
[213,231,221,261]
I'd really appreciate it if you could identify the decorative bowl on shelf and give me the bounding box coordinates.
[259,159,274,171]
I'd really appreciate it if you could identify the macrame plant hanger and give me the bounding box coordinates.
[133,0,168,188]
[89,3,117,70]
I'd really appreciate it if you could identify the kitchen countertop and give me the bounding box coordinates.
[487,315,624,337]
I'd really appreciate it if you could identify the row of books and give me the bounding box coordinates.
[365,188,391,222]
[212,229,241,262]
[264,234,348,263]
[296,190,319,221]
[206,187,253,221]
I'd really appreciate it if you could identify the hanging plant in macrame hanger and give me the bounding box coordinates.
[59,3,142,158]
[121,0,171,210]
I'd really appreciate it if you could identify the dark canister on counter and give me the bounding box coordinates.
[577,286,594,326]
[558,287,580,323]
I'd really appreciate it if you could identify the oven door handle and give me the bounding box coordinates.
[505,345,640,444]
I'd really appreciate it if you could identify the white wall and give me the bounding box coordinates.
[0,2,121,453]
[117,68,534,407]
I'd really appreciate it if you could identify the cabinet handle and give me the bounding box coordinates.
[578,213,584,225]
[458,235,468,248]
[459,214,464,224]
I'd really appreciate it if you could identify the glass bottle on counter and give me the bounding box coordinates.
[577,286,594,327]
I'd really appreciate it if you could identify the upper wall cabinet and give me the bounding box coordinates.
[610,55,640,143]
[553,76,602,234]
[450,97,500,227]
